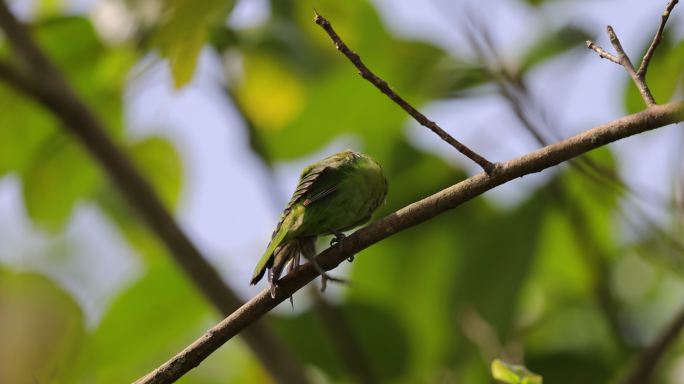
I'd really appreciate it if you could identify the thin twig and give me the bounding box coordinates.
[622,303,684,384]
[313,11,495,174]
[586,0,680,107]
[136,101,684,384]
[586,41,620,64]
[0,2,309,383]
[638,0,680,78]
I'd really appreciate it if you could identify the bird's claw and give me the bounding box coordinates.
[329,231,346,247]
[319,272,348,292]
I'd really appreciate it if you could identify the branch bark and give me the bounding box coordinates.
[137,101,684,383]
[0,2,308,383]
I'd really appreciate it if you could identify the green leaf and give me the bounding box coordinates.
[491,359,542,384]
[33,16,133,135]
[272,299,409,381]
[237,0,458,161]
[155,0,236,87]
[21,134,101,230]
[0,83,55,176]
[71,264,212,383]
[129,136,184,209]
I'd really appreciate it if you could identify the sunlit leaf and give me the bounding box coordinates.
[0,269,84,384]
[155,0,235,87]
[129,136,184,209]
[235,53,307,132]
[491,359,542,384]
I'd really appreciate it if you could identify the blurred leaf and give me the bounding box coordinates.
[155,0,235,87]
[129,136,184,209]
[21,134,101,230]
[272,299,409,381]
[526,351,613,384]
[624,36,684,114]
[0,84,55,176]
[0,269,84,384]
[520,24,592,73]
[71,264,212,383]
[434,59,492,98]
[235,53,307,132]
[491,359,542,384]
[236,0,457,161]
[34,16,133,134]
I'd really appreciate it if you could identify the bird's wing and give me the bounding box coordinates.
[250,162,342,285]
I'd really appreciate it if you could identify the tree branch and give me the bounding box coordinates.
[586,0,679,107]
[622,303,684,384]
[313,11,495,174]
[0,2,308,383]
[637,0,679,78]
[137,101,684,384]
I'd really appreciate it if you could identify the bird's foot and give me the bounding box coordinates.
[328,231,356,263]
[329,231,346,247]
[318,271,348,292]
[306,254,348,292]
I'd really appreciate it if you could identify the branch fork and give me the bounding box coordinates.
[586,0,679,107]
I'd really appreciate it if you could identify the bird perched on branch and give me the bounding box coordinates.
[251,150,388,298]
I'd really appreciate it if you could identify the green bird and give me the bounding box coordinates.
[251,150,388,297]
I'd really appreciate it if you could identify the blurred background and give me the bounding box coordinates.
[0,0,683,382]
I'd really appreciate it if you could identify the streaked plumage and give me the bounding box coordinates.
[251,150,387,297]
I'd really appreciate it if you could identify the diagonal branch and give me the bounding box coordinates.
[638,0,680,78]
[586,0,679,107]
[137,101,684,384]
[0,2,308,383]
[313,11,495,174]
[622,303,684,384]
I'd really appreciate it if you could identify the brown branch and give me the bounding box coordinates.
[586,41,620,65]
[638,0,680,78]
[586,0,679,107]
[312,11,495,174]
[137,101,684,384]
[622,303,684,384]
[0,2,309,383]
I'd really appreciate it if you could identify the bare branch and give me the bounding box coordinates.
[622,303,684,384]
[586,1,679,107]
[585,41,620,64]
[313,11,495,174]
[638,0,680,78]
[137,101,684,384]
[0,2,308,383]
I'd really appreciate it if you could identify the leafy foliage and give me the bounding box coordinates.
[0,0,682,383]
